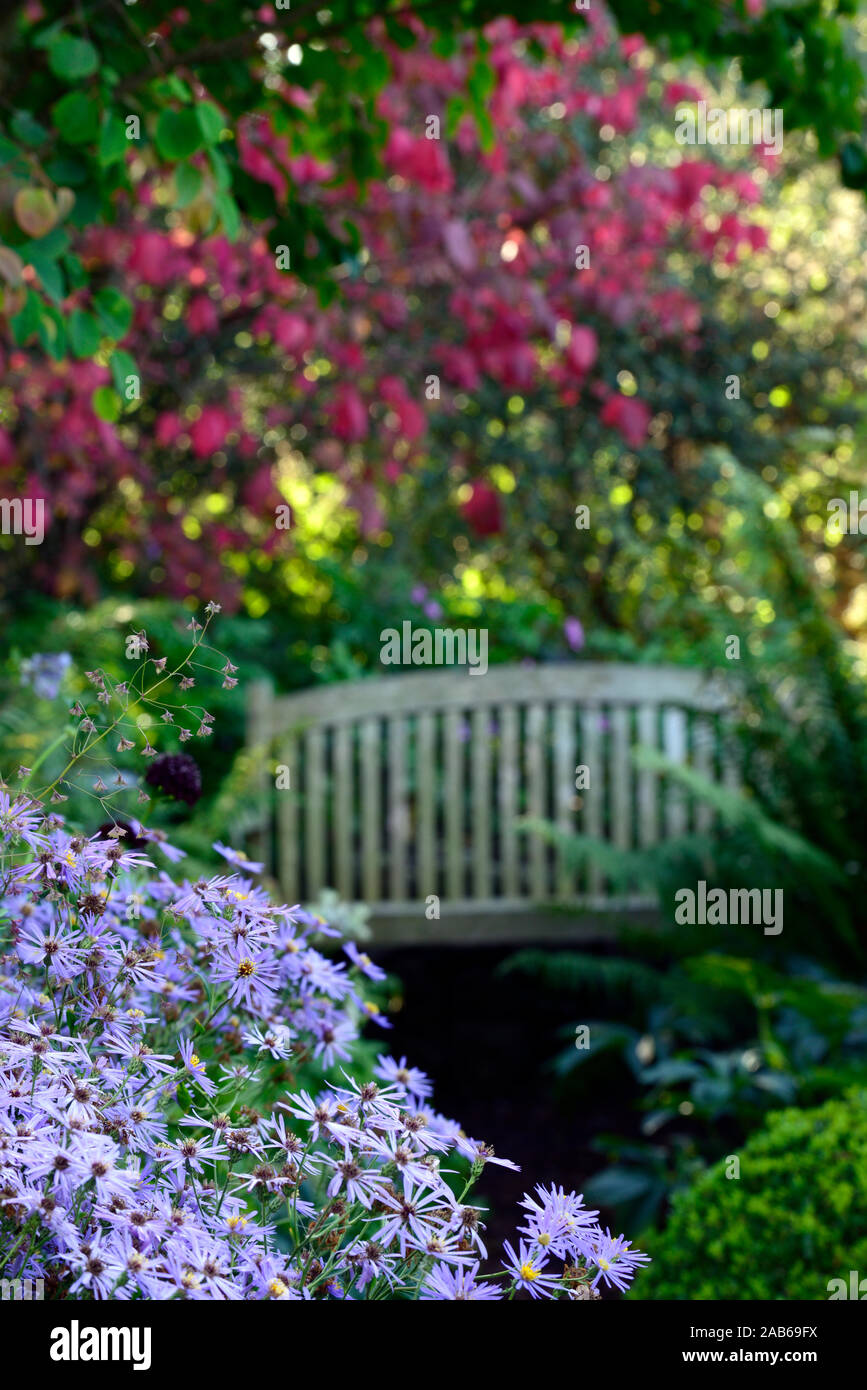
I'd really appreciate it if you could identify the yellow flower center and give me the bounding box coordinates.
[520,1262,541,1282]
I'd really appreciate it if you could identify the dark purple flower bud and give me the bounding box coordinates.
[144,752,202,806]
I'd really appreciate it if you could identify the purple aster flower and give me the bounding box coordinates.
[421,1261,503,1300]
[243,1023,292,1058]
[376,1178,456,1256]
[343,941,386,982]
[582,1227,651,1293]
[177,1037,217,1097]
[19,652,72,701]
[212,842,264,874]
[209,940,279,1014]
[322,1154,391,1208]
[374,1054,434,1104]
[16,919,86,980]
[564,616,585,651]
[0,790,50,852]
[0,784,649,1304]
[502,1238,562,1299]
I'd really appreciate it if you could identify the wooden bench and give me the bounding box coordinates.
[245,663,735,945]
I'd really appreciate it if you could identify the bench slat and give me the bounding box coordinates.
[637,703,659,849]
[276,733,298,902]
[360,717,380,903]
[611,704,631,853]
[417,712,436,900]
[304,727,326,893]
[581,705,603,900]
[444,710,463,901]
[388,715,409,902]
[472,708,492,899]
[693,715,715,834]
[663,706,688,839]
[499,704,519,897]
[553,701,575,898]
[333,724,353,899]
[526,702,548,899]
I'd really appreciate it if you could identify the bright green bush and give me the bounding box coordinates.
[632,1091,867,1300]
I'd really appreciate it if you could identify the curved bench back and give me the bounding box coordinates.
[246,664,736,941]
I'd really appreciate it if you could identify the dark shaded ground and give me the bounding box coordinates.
[375,942,641,1255]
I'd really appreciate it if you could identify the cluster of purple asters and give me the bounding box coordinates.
[0,789,648,1300]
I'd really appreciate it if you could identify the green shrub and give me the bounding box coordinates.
[632,1091,867,1300]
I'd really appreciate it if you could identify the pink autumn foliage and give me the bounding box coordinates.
[0,5,771,605]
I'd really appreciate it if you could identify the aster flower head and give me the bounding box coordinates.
[502,1238,562,1300]
[421,1261,503,1300]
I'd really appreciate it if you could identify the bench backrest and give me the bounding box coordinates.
[246,663,735,922]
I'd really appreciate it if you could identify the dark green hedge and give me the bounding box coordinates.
[632,1091,867,1300]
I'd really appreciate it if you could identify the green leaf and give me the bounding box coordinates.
[48,33,99,82]
[10,289,42,346]
[98,113,128,167]
[20,227,69,262]
[92,385,122,423]
[196,101,225,146]
[37,304,67,360]
[175,162,203,208]
[52,92,99,145]
[154,75,192,104]
[468,57,495,107]
[840,139,867,191]
[68,308,103,358]
[431,33,458,58]
[445,95,465,139]
[13,188,58,239]
[155,108,204,161]
[0,135,28,177]
[67,188,100,228]
[110,348,137,397]
[474,107,495,154]
[214,190,241,242]
[33,21,65,51]
[10,109,49,148]
[93,286,133,339]
[28,253,65,305]
[209,148,231,192]
[62,253,88,290]
[44,155,89,186]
